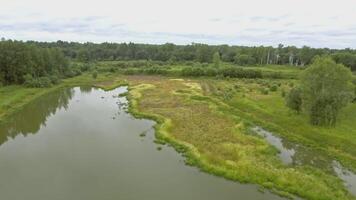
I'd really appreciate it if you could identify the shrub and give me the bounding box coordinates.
[92,70,98,79]
[270,85,278,92]
[24,75,52,88]
[286,87,302,113]
[37,77,52,87]
[49,75,60,84]
[110,67,116,73]
[260,88,269,95]
[281,89,286,97]
[64,69,76,78]
[80,63,92,72]
[205,67,217,76]
[23,74,34,87]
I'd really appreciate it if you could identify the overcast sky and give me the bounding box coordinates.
[1,0,356,48]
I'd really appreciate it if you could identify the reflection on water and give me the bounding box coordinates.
[252,127,296,165]
[0,88,74,145]
[252,126,356,196]
[334,161,356,196]
[0,87,285,200]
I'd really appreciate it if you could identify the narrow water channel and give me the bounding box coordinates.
[252,126,356,197]
[0,87,285,200]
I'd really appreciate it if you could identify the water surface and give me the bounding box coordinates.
[0,87,284,200]
[252,126,356,196]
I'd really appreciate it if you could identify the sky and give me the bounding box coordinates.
[1,0,356,49]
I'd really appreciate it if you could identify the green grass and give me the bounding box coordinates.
[202,78,356,170]
[125,75,355,200]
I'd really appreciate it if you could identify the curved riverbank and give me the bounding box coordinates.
[124,75,355,200]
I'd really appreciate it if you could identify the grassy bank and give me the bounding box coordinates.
[125,75,355,200]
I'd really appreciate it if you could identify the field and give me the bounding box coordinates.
[0,66,356,199]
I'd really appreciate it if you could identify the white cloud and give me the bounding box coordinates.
[1,0,356,48]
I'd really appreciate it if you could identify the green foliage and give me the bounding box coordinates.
[24,74,52,88]
[92,70,98,79]
[332,52,356,71]
[260,88,269,95]
[212,52,221,68]
[301,56,354,126]
[0,40,69,85]
[23,40,356,67]
[179,66,263,79]
[49,75,60,85]
[269,85,278,92]
[281,89,286,97]
[286,87,303,113]
[353,85,356,103]
[234,54,256,66]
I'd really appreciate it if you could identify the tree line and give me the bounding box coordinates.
[0,40,84,87]
[27,40,356,71]
[1,38,356,89]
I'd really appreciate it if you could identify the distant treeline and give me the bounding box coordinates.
[1,39,356,87]
[0,40,86,86]
[26,40,356,71]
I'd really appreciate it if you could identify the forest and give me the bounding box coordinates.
[1,39,356,88]
[27,40,356,69]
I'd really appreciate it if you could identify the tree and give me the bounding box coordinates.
[332,52,356,71]
[234,54,256,66]
[286,87,302,113]
[301,56,354,126]
[212,52,221,68]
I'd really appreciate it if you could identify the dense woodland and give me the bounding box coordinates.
[29,40,356,70]
[1,39,356,87]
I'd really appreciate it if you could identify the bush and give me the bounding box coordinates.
[80,63,92,72]
[64,69,75,78]
[24,75,52,88]
[49,75,60,84]
[110,67,116,73]
[286,87,303,113]
[260,88,269,95]
[73,68,82,76]
[92,70,98,79]
[281,89,286,97]
[270,85,278,92]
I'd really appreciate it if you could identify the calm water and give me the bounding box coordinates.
[252,126,356,196]
[0,87,284,200]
